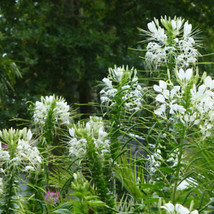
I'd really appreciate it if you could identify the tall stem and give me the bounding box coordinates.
[2,165,18,214]
[171,126,186,204]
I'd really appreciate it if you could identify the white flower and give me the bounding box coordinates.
[175,204,189,214]
[33,95,70,127]
[171,20,176,30]
[144,18,198,69]
[153,80,167,93]
[156,94,165,103]
[177,68,193,82]
[102,77,113,88]
[112,67,124,81]
[169,103,186,115]
[98,127,108,139]
[171,86,180,98]
[161,202,198,214]
[154,104,166,116]
[204,76,214,89]
[69,128,75,137]
[100,66,143,112]
[147,21,167,43]
[161,202,174,212]
[68,117,110,159]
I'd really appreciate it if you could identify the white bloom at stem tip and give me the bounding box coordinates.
[175,204,189,214]
[153,80,167,93]
[161,202,198,214]
[161,202,174,212]
[177,68,193,82]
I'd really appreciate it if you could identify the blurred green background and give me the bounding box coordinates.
[0,0,213,128]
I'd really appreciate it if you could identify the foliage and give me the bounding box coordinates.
[0,8,214,214]
[0,0,214,128]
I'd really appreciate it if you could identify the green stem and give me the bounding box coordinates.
[2,166,18,214]
[171,126,186,204]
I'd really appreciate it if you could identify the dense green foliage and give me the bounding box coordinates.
[0,0,214,128]
[1,11,214,213]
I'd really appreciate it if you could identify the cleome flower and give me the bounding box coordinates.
[190,76,214,137]
[0,128,42,172]
[33,94,71,127]
[154,68,214,138]
[140,16,199,69]
[153,80,186,119]
[67,116,110,159]
[161,202,198,214]
[100,66,144,112]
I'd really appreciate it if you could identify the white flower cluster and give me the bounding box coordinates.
[0,128,42,172]
[161,202,198,214]
[144,17,199,69]
[0,144,10,163]
[148,147,179,176]
[100,66,144,112]
[153,68,197,125]
[154,68,214,138]
[16,130,42,171]
[153,79,186,121]
[68,116,110,159]
[190,76,214,137]
[33,95,70,126]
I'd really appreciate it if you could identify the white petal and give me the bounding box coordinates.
[177,20,182,30]
[156,94,165,103]
[27,130,32,141]
[148,21,157,33]
[204,76,212,88]
[161,202,174,212]
[153,85,162,92]
[159,80,167,90]
[69,128,75,137]
[184,22,192,37]
[171,20,176,29]
[175,204,189,214]
[163,89,169,98]
[178,69,185,80]
[198,85,206,94]
[154,104,166,115]
[102,77,112,88]
[186,68,193,80]
[191,210,198,214]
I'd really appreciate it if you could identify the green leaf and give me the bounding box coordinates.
[88,201,105,206]
[53,209,73,214]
